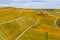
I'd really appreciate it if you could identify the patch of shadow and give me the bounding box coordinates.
[56,19,60,28]
[32,26,38,29]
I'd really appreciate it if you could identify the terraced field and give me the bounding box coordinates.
[0,8,60,40]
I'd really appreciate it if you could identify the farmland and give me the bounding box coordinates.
[0,7,60,40]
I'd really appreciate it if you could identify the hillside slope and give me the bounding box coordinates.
[0,7,60,40]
